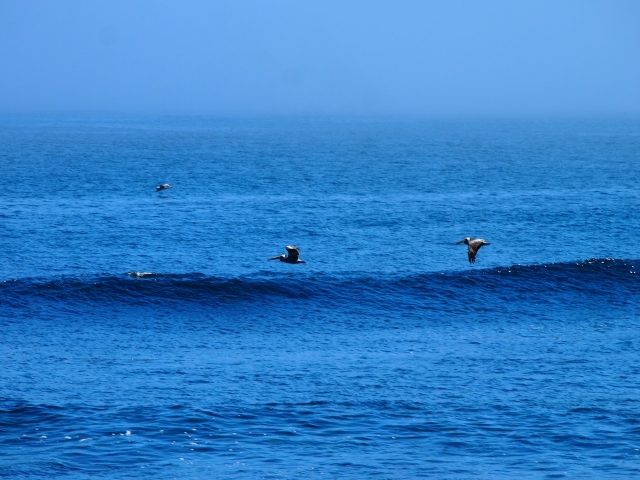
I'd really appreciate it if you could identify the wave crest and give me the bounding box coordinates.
[1,258,637,309]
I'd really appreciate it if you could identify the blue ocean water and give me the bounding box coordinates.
[0,116,639,479]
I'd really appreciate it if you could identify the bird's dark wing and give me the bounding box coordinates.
[285,246,300,261]
[467,239,485,264]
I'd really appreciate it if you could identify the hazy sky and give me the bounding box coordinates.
[1,0,638,117]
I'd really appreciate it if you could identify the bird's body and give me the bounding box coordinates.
[455,237,490,264]
[156,184,173,191]
[269,246,306,264]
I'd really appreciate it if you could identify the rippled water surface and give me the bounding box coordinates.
[1,117,639,478]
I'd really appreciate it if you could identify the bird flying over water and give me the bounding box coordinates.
[156,184,173,191]
[455,237,490,264]
[269,246,306,264]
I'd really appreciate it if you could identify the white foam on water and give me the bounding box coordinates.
[127,272,156,278]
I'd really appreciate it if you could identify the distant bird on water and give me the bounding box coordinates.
[269,246,306,264]
[156,184,173,192]
[455,237,490,264]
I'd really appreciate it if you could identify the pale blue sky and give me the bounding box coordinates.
[0,0,638,116]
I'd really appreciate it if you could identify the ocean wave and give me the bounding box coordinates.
[0,259,637,310]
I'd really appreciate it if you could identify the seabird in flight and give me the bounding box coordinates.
[269,246,306,264]
[455,237,490,264]
[156,184,173,192]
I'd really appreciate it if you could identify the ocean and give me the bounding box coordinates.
[0,116,639,478]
